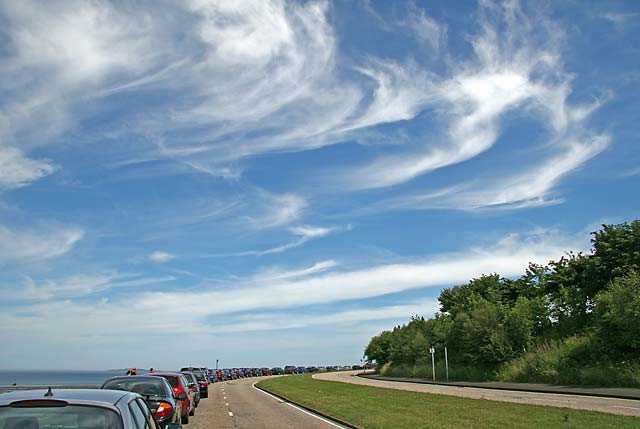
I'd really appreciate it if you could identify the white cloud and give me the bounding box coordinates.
[0,225,83,263]
[340,1,610,213]
[148,251,175,263]
[206,224,345,257]
[245,193,307,230]
[0,227,587,344]
[388,134,610,211]
[404,3,446,52]
[0,0,168,147]
[0,147,57,189]
[252,260,339,282]
[602,12,640,27]
[623,166,640,177]
[15,273,175,300]
[217,298,440,333]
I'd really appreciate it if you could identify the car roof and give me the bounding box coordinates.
[103,375,166,383]
[0,388,132,406]
[151,372,182,377]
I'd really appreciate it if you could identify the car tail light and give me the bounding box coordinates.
[190,385,197,392]
[199,381,206,387]
[155,402,173,419]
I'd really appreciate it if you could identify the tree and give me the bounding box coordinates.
[594,270,640,355]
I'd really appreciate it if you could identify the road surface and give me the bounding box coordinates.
[314,371,640,417]
[188,376,342,429]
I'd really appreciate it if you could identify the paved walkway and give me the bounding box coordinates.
[314,371,640,417]
[362,374,640,400]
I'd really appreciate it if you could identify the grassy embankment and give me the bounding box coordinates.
[256,374,638,429]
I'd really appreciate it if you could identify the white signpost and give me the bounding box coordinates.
[429,347,436,382]
[444,347,449,382]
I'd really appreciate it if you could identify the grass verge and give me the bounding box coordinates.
[256,374,638,429]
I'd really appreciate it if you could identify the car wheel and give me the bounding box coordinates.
[181,413,189,424]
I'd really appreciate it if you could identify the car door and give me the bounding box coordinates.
[136,398,161,429]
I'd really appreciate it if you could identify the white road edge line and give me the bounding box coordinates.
[252,382,348,429]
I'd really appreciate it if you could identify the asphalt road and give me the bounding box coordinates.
[187,376,341,429]
[315,371,640,417]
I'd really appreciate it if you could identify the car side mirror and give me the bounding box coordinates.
[177,392,187,400]
[165,424,183,429]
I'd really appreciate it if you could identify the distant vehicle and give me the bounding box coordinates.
[181,369,208,399]
[284,366,298,374]
[261,368,272,376]
[101,375,182,428]
[0,388,183,429]
[306,366,318,373]
[352,365,363,370]
[180,367,210,385]
[151,373,195,424]
[297,366,308,374]
[179,372,201,407]
[271,367,285,375]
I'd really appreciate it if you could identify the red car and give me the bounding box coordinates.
[151,372,195,424]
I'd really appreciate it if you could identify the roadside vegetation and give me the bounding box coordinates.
[365,221,640,387]
[257,375,638,428]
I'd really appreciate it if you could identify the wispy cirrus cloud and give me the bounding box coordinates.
[216,298,440,333]
[14,272,175,301]
[0,227,588,342]
[340,0,609,210]
[0,147,57,189]
[245,193,307,230]
[0,225,83,264]
[206,224,347,257]
[148,251,176,263]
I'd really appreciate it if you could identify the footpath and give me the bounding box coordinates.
[360,373,640,400]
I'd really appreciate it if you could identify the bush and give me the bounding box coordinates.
[497,336,640,387]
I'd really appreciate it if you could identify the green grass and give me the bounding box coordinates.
[256,374,639,429]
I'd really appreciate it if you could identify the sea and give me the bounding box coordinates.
[0,369,134,387]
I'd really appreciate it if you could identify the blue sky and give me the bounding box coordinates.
[0,0,639,370]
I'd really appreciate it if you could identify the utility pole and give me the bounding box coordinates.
[216,359,219,371]
[429,347,436,382]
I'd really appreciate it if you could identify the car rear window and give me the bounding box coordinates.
[158,375,178,388]
[0,404,123,429]
[102,378,166,396]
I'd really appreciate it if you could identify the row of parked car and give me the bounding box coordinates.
[0,366,213,429]
[209,364,371,380]
[0,364,369,429]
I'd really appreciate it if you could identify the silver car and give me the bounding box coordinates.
[0,388,183,429]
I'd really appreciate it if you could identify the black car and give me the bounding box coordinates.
[180,371,201,405]
[284,365,297,374]
[0,388,183,429]
[271,367,285,375]
[101,375,182,428]
[180,367,209,398]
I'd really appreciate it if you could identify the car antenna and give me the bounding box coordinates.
[44,387,54,397]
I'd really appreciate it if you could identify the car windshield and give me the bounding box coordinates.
[0,405,123,429]
[102,378,166,396]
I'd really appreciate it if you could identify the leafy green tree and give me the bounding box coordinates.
[594,270,640,355]
[365,330,394,366]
